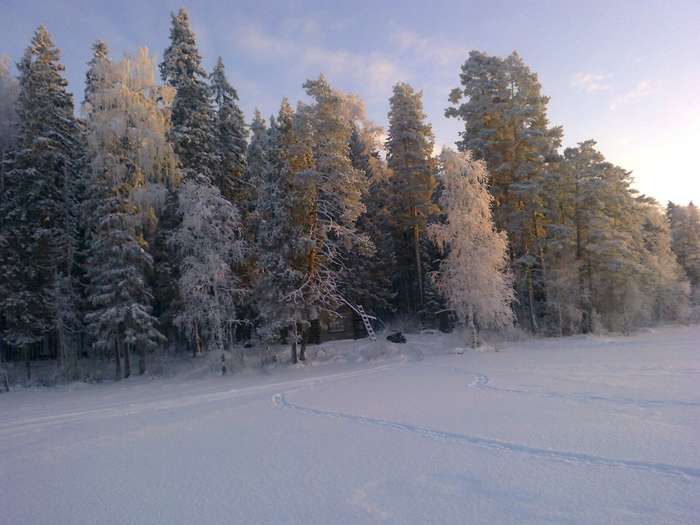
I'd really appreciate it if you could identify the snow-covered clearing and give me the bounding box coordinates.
[1,326,699,524]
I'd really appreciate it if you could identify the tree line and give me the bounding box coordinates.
[1,9,698,382]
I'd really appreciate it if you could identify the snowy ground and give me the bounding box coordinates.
[1,326,699,524]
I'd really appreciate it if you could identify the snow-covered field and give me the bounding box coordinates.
[1,326,699,524]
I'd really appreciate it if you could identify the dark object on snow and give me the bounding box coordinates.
[386,331,407,344]
[243,341,254,348]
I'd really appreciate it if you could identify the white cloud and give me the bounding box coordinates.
[390,28,469,66]
[235,25,288,56]
[233,25,405,92]
[610,80,651,111]
[570,72,609,93]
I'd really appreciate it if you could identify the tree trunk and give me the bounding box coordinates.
[557,306,564,337]
[114,339,122,381]
[25,346,31,381]
[527,269,538,333]
[193,322,202,357]
[585,256,594,333]
[290,324,298,364]
[138,345,146,375]
[413,221,424,311]
[123,341,131,379]
[299,325,307,362]
[468,310,479,349]
[1,368,8,393]
[234,325,244,368]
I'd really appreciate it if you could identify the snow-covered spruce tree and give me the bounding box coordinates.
[0,27,82,377]
[254,102,305,355]
[210,57,248,206]
[159,10,247,363]
[386,82,438,316]
[83,40,109,105]
[160,8,218,185]
[83,49,178,378]
[256,80,368,362]
[245,109,271,231]
[289,77,368,359]
[342,124,397,328]
[446,51,562,332]
[0,55,18,170]
[210,59,257,339]
[428,149,514,348]
[0,56,19,354]
[69,41,112,361]
[169,181,246,365]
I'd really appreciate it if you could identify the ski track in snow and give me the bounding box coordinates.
[0,364,400,440]
[272,391,700,482]
[457,367,700,409]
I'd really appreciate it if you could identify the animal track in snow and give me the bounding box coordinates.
[455,367,700,409]
[274,392,700,481]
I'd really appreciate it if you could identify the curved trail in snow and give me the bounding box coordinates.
[455,367,700,409]
[0,363,401,440]
[272,392,700,481]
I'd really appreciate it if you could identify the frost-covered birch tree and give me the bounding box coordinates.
[170,182,246,362]
[83,48,177,378]
[429,149,514,347]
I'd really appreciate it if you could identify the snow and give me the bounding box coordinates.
[1,326,699,524]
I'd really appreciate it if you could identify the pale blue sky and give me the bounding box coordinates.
[2,0,698,204]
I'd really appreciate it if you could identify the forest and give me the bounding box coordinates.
[1,8,699,384]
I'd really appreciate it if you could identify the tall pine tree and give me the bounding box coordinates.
[447,51,562,332]
[386,82,438,316]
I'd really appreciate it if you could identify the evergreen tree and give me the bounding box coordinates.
[342,125,396,326]
[637,198,690,322]
[386,82,438,315]
[257,79,368,361]
[160,13,247,359]
[160,8,218,184]
[545,140,688,333]
[428,149,514,348]
[0,27,81,374]
[210,57,248,205]
[667,201,700,293]
[0,56,19,348]
[245,109,271,224]
[158,8,219,343]
[0,55,19,169]
[254,103,303,352]
[447,51,562,331]
[83,40,109,105]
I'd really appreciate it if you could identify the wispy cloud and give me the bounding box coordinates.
[570,72,609,93]
[233,25,405,92]
[390,28,469,66]
[610,80,651,110]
